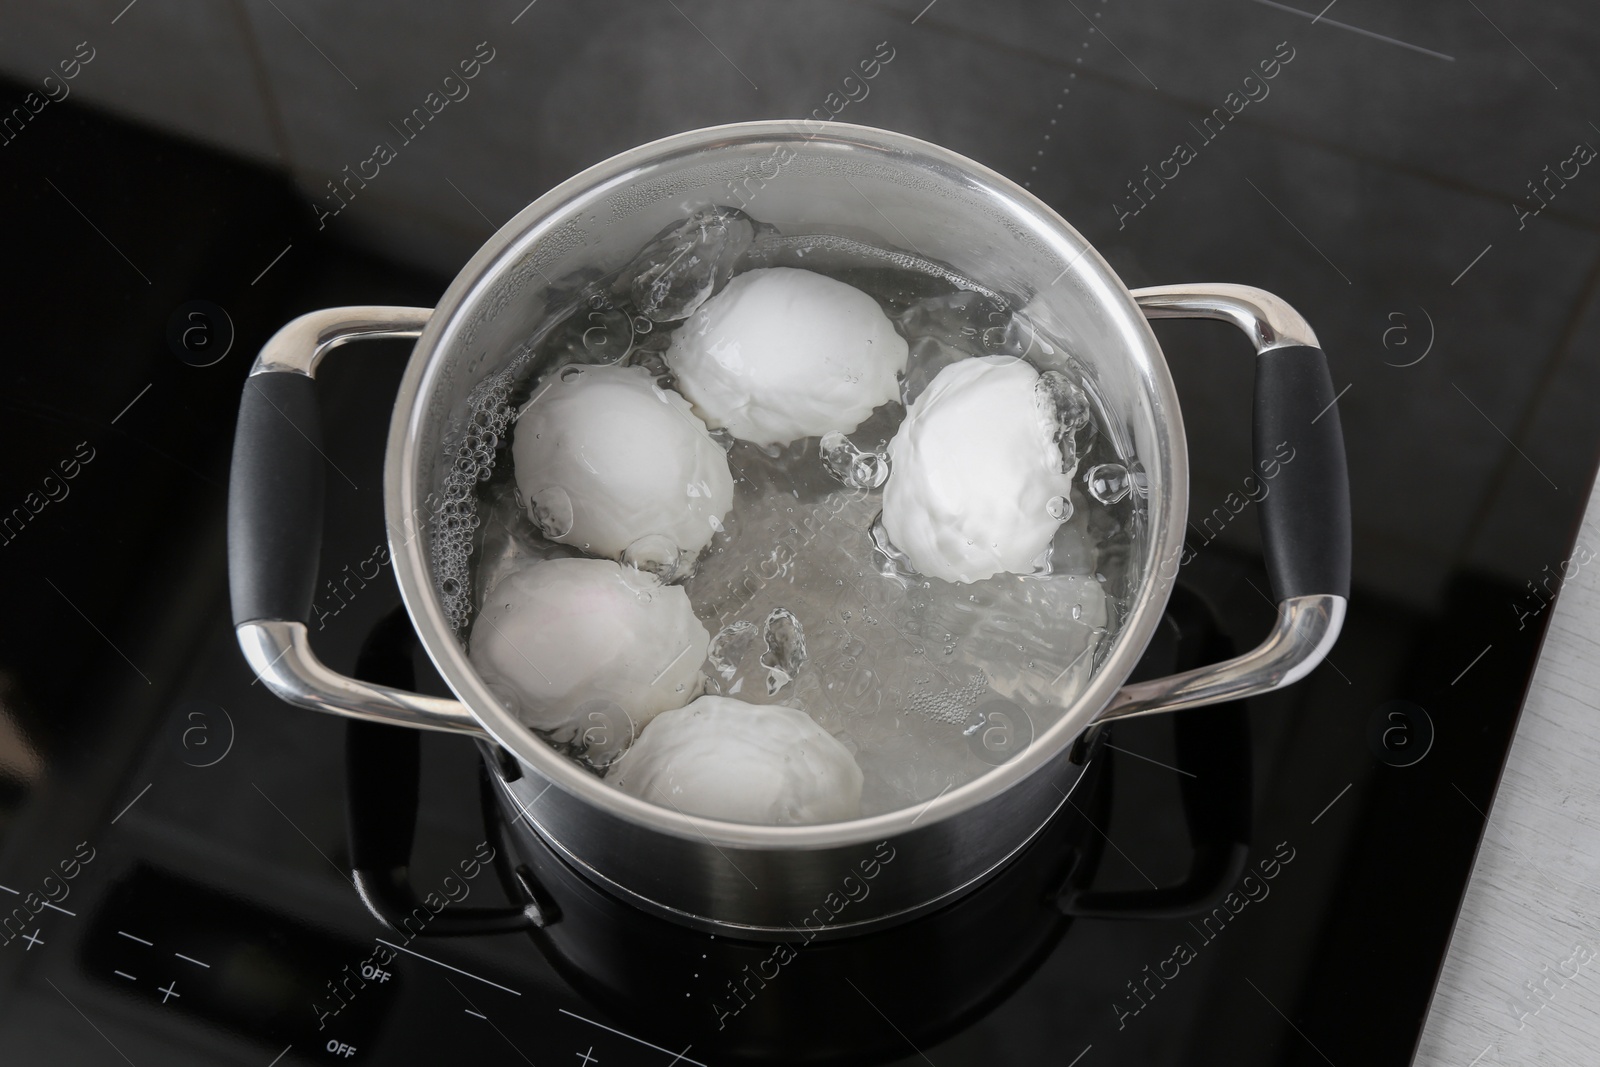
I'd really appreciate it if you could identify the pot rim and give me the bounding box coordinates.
[384,119,1187,850]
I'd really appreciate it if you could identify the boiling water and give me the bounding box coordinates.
[434,208,1143,817]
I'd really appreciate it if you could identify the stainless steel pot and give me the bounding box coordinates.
[229,121,1349,938]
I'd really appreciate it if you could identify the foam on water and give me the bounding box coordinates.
[433,346,535,632]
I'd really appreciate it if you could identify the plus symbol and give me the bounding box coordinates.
[22,929,43,950]
[575,1047,599,1066]
[158,981,180,1004]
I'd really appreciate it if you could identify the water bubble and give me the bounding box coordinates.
[1034,370,1092,475]
[819,431,890,489]
[761,608,808,696]
[623,534,680,578]
[627,207,757,322]
[1085,462,1131,504]
[1046,495,1072,521]
[708,620,757,682]
[529,486,574,539]
[868,513,918,582]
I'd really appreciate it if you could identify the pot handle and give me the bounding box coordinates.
[1059,586,1252,918]
[347,607,549,934]
[228,307,486,736]
[1097,285,1351,723]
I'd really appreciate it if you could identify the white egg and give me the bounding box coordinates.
[882,356,1077,584]
[512,363,734,567]
[468,557,709,741]
[663,267,909,446]
[606,696,863,825]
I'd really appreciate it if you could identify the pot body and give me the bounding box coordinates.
[490,745,1109,1063]
[231,121,1348,937]
[388,123,1184,934]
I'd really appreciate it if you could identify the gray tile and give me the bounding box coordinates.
[241,0,914,268]
[0,0,279,162]
[881,0,1600,227]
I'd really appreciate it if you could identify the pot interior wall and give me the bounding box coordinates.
[390,123,1182,858]
[415,124,1169,650]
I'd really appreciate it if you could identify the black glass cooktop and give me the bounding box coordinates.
[4,2,1600,1064]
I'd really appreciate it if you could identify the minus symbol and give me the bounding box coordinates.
[118,931,153,945]
[114,970,137,981]
[175,953,210,968]
[465,1009,487,1019]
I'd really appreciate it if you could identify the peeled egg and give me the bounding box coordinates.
[882,356,1080,584]
[468,557,709,742]
[512,363,734,567]
[663,267,909,446]
[606,696,863,825]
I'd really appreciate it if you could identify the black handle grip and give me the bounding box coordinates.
[228,372,327,626]
[346,607,545,936]
[1059,586,1252,918]
[1253,345,1351,601]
